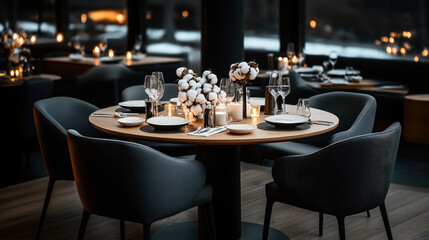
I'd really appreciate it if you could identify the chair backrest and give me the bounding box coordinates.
[122,83,179,101]
[272,122,402,216]
[286,70,319,104]
[33,96,106,180]
[67,129,207,223]
[299,91,377,147]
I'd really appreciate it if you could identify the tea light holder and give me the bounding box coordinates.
[231,102,243,121]
[250,104,261,117]
[93,46,101,58]
[164,103,176,116]
[108,49,115,58]
[126,51,133,61]
[215,105,227,126]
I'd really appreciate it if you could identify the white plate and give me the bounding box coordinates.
[169,97,180,104]
[328,79,349,85]
[227,124,257,134]
[265,114,308,128]
[250,97,265,106]
[146,116,190,130]
[132,53,147,61]
[69,53,84,61]
[327,69,360,76]
[100,57,123,64]
[117,117,145,127]
[119,100,146,108]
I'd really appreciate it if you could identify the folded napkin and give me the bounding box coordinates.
[188,126,227,137]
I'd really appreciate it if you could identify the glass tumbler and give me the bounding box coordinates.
[296,98,311,119]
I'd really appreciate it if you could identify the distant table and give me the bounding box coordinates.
[404,94,429,144]
[42,55,184,78]
[0,74,61,87]
[308,79,409,94]
[90,105,339,240]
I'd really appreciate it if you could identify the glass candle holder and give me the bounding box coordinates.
[164,103,176,116]
[250,104,261,117]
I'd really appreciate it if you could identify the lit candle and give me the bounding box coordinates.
[108,49,115,58]
[215,105,227,126]
[56,33,63,42]
[15,69,20,77]
[10,70,15,77]
[93,46,100,58]
[12,33,18,40]
[30,35,37,44]
[250,104,261,117]
[231,102,243,121]
[164,104,176,116]
[18,37,25,45]
[278,57,288,70]
[126,51,133,61]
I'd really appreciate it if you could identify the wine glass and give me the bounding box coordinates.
[144,75,156,100]
[278,77,291,113]
[220,78,235,123]
[268,72,281,115]
[296,98,311,119]
[329,51,338,70]
[151,72,165,102]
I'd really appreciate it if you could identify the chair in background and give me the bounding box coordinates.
[285,70,320,104]
[122,84,196,157]
[262,122,401,240]
[67,130,216,240]
[33,96,111,238]
[258,92,377,160]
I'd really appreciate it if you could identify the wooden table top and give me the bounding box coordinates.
[308,79,409,94]
[43,55,183,67]
[405,94,429,102]
[89,105,339,145]
[0,74,61,87]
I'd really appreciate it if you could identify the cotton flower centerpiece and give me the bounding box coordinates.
[229,61,259,118]
[176,67,222,120]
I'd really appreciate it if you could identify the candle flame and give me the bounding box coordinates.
[108,49,114,58]
[422,49,428,57]
[56,33,64,42]
[126,51,133,60]
[30,35,36,44]
[309,20,317,29]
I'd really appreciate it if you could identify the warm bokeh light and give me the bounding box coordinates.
[126,51,133,61]
[81,13,87,23]
[422,49,428,57]
[108,49,115,58]
[93,46,100,57]
[390,32,396,38]
[386,46,392,54]
[414,56,419,62]
[406,32,412,39]
[88,10,127,24]
[291,55,298,64]
[12,33,18,40]
[116,13,125,24]
[18,37,25,45]
[146,11,152,20]
[400,47,406,55]
[56,33,64,42]
[182,10,189,18]
[10,70,15,77]
[375,40,381,45]
[30,35,37,44]
[381,36,388,43]
[309,20,317,29]
[15,69,20,77]
[277,56,283,62]
[389,37,395,44]
[391,47,398,55]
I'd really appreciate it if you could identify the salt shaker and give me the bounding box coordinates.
[204,102,216,128]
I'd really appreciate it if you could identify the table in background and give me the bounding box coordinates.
[308,79,409,94]
[42,55,184,78]
[89,105,339,240]
[0,74,61,87]
[404,94,429,145]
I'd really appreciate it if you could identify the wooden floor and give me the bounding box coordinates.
[1,162,429,240]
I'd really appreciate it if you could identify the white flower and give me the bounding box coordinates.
[249,68,257,80]
[196,94,206,104]
[212,85,220,93]
[208,92,218,101]
[178,91,187,102]
[208,74,218,84]
[188,69,194,74]
[203,87,212,94]
[176,67,186,77]
[186,89,198,101]
[191,104,203,116]
[238,62,248,68]
[202,70,211,78]
[180,82,189,90]
[233,69,242,80]
[183,74,193,81]
[185,100,193,106]
[240,65,250,74]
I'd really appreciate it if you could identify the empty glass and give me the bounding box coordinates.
[329,51,338,70]
[220,78,235,123]
[345,66,354,82]
[151,72,165,102]
[268,72,281,115]
[296,98,311,118]
[278,77,291,113]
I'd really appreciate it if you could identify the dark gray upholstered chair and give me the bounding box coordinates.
[258,92,377,160]
[33,96,111,238]
[122,83,196,157]
[285,70,320,104]
[76,65,145,108]
[262,122,402,240]
[67,130,216,240]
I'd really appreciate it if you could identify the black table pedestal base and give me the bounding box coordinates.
[152,221,289,240]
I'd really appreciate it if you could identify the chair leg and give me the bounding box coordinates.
[120,220,125,240]
[204,202,217,240]
[77,210,91,240]
[336,216,346,240]
[379,203,393,240]
[262,199,274,240]
[36,179,55,239]
[143,223,151,240]
[366,210,371,217]
[319,212,324,236]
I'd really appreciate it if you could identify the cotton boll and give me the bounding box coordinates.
[203,83,213,89]
[187,89,198,101]
[196,82,202,88]
[178,79,186,86]
[203,87,212,94]
[197,88,202,94]
[229,70,236,80]
[240,65,250,74]
[178,91,188,102]
[199,77,207,85]
[196,94,206,104]
[249,68,257,80]
[183,74,193,81]
[208,92,218,101]
[255,67,260,74]
[234,69,242,79]
[185,100,193,106]
[238,62,248,68]
[189,80,197,88]
[180,82,189,90]
[202,70,211,78]
[188,69,194,74]
[196,77,202,82]
[213,85,220,93]
[176,67,186,77]
[209,75,218,84]
[191,104,203,116]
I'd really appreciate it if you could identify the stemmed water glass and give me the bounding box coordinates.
[268,72,281,115]
[219,78,235,123]
[329,51,338,70]
[278,77,291,113]
[151,72,165,102]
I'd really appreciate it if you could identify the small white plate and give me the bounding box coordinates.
[169,97,180,104]
[146,116,190,130]
[69,53,84,61]
[227,124,257,134]
[250,97,265,106]
[117,117,145,127]
[265,114,308,128]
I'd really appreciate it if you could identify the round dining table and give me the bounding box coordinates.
[89,105,339,240]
